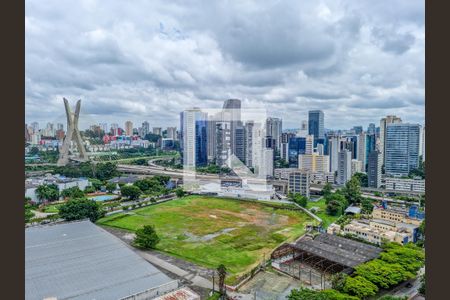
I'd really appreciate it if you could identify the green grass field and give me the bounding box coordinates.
[306,197,339,228]
[97,195,313,284]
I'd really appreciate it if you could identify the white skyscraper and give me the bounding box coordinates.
[305,134,314,155]
[328,135,341,173]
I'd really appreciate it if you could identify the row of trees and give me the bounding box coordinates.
[322,175,375,217]
[120,175,173,200]
[330,243,425,298]
[53,162,120,181]
[35,181,109,203]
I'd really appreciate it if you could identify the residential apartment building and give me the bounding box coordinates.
[288,170,310,198]
[298,153,330,173]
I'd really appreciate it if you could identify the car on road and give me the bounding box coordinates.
[405,282,413,288]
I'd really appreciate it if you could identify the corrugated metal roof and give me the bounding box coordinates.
[291,233,382,268]
[26,220,176,300]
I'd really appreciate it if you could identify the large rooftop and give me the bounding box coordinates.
[26,220,176,300]
[291,233,382,268]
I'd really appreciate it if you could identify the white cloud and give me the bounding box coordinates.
[25,0,424,129]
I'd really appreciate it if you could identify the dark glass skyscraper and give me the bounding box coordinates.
[288,137,306,167]
[308,110,324,139]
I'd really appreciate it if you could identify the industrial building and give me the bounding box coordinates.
[26,220,183,300]
[271,233,382,289]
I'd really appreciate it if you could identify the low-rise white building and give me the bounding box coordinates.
[385,177,425,193]
[25,175,90,203]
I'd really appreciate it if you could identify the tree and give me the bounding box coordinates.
[326,200,343,216]
[355,259,413,289]
[288,193,308,207]
[95,162,120,180]
[343,176,362,204]
[342,275,378,298]
[353,172,368,187]
[418,220,425,242]
[322,183,333,197]
[61,186,85,199]
[121,185,142,200]
[106,182,117,193]
[418,273,425,295]
[133,225,160,249]
[144,133,161,143]
[89,178,104,190]
[287,288,358,300]
[84,186,96,194]
[58,198,105,222]
[175,188,185,198]
[25,198,35,223]
[35,184,60,202]
[361,199,374,214]
[331,273,348,292]
[217,264,227,297]
[29,146,40,156]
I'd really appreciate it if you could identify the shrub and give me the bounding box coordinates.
[133,225,160,249]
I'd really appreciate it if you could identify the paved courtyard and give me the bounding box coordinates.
[239,270,301,300]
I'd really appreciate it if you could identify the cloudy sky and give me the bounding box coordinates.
[25,0,424,130]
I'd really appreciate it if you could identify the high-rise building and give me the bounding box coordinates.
[298,153,330,173]
[244,121,254,167]
[308,110,325,140]
[337,150,352,185]
[305,135,314,155]
[141,121,150,136]
[327,135,341,173]
[153,127,162,136]
[207,113,219,163]
[385,123,421,177]
[351,159,363,175]
[280,132,295,161]
[166,127,177,140]
[260,148,274,178]
[357,133,377,172]
[235,125,246,162]
[57,123,64,131]
[368,151,382,188]
[110,123,119,136]
[266,117,282,151]
[288,170,310,198]
[124,121,133,136]
[222,99,242,156]
[215,121,232,166]
[251,123,265,173]
[297,120,308,137]
[367,123,376,135]
[25,123,31,142]
[288,137,306,167]
[180,108,208,168]
[353,126,363,135]
[421,126,425,161]
[379,115,402,164]
[31,122,39,133]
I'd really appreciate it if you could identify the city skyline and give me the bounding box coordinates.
[25,0,424,129]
